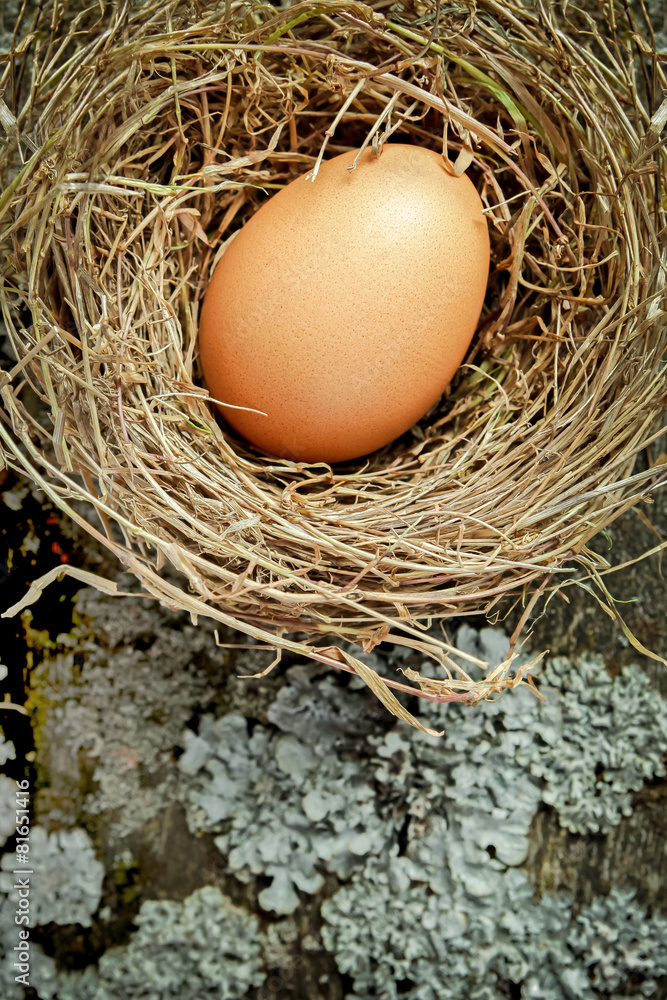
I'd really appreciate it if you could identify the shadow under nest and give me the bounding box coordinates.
[0,0,666,730]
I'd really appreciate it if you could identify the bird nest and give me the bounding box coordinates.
[1,0,666,733]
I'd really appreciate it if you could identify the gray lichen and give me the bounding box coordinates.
[179,668,393,914]
[16,604,667,1000]
[29,581,220,837]
[321,854,455,1000]
[568,887,667,996]
[0,826,104,927]
[372,630,545,884]
[54,886,265,1000]
[265,662,374,745]
[179,628,667,929]
[318,628,667,998]
[380,629,667,837]
[1,722,16,766]
[0,482,29,511]
[515,655,667,834]
[322,856,667,1000]
[321,857,588,1000]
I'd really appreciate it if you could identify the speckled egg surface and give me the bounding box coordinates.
[198,143,490,463]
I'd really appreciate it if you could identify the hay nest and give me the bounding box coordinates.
[1,0,666,732]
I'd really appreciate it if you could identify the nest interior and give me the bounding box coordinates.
[1,0,666,728]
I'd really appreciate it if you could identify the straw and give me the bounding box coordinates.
[1,0,666,729]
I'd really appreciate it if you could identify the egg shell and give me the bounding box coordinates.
[198,143,490,463]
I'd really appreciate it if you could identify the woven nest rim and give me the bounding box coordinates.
[1,0,667,732]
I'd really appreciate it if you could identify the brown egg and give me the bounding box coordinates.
[198,143,489,463]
